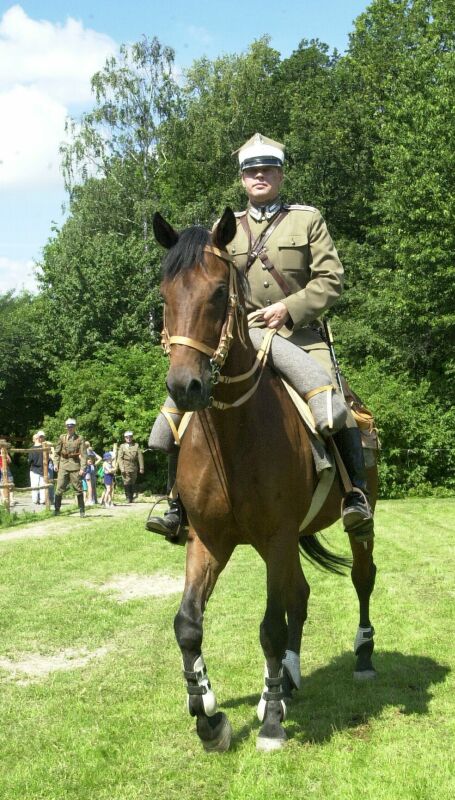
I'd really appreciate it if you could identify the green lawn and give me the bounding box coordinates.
[0,498,454,800]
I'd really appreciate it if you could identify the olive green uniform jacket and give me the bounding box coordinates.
[117,443,144,484]
[228,204,344,353]
[54,433,87,495]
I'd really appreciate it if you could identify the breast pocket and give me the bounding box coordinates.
[277,234,309,273]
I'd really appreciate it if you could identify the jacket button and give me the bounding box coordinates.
[266,299,272,306]
[231,247,236,254]
[263,281,270,288]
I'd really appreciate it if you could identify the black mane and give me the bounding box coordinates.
[162,226,211,279]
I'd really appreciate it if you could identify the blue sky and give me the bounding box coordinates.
[0,0,371,293]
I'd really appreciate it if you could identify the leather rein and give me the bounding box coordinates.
[161,245,275,410]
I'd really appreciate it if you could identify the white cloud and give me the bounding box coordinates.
[0,256,38,294]
[0,4,117,188]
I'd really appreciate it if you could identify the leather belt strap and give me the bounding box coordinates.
[304,384,333,401]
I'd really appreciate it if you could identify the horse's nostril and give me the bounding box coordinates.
[187,378,202,397]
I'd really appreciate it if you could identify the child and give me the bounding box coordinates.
[84,457,98,505]
[100,452,115,508]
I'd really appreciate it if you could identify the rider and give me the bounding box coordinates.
[147,133,373,538]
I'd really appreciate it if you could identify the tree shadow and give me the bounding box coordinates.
[223,650,450,745]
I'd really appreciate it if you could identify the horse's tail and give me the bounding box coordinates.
[299,533,352,575]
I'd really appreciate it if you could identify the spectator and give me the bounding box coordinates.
[0,439,15,506]
[100,452,115,508]
[84,456,98,505]
[28,430,46,505]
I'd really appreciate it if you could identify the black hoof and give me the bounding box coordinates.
[197,712,232,753]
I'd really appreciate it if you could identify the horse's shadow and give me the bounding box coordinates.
[222,650,450,745]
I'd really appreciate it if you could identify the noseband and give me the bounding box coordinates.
[161,245,275,409]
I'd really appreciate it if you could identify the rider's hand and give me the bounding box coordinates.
[260,301,290,330]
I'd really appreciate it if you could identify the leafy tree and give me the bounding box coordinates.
[0,292,57,439]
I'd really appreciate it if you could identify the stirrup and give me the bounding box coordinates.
[145,496,184,540]
[341,488,372,526]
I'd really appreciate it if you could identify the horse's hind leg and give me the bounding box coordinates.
[282,561,310,699]
[174,532,234,752]
[349,535,377,679]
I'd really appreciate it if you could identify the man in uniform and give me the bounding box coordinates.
[54,418,87,517]
[117,431,144,503]
[146,133,372,538]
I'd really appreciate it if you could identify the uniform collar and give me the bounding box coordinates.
[248,198,282,222]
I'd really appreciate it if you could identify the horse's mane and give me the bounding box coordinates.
[161,224,250,298]
[162,226,211,279]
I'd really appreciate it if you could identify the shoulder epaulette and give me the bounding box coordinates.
[234,210,248,218]
[283,203,317,213]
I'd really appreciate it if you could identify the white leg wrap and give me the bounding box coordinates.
[185,654,217,717]
[257,663,287,723]
[354,626,375,655]
[282,649,301,689]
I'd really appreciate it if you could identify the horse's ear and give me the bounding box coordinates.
[212,207,237,251]
[153,212,179,249]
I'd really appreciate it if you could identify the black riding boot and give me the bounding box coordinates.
[54,494,62,515]
[145,448,185,539]
[77,493,85,518]
[129,484,135,503]
[333,427,373,534]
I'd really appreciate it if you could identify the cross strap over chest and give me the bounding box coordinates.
[238,210,293,297]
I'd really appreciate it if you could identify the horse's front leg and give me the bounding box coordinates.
[256,534,299,751]
[174,531,234,752]
[349,535,377,679]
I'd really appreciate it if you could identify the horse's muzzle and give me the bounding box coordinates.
[166,366,212,411]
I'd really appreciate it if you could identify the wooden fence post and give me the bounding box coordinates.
[1,446,10,512]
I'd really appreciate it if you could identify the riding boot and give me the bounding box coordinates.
[77,493,85,518]
[333,427,373,534]
[54,494,62,515]
[145,448,186,539]
[129,484,136,503]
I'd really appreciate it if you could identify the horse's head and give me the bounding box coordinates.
[153,207,243,411]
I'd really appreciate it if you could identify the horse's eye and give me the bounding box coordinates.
[211,285,228,303]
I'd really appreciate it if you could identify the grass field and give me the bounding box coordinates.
[0,498,454,800]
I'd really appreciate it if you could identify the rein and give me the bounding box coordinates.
[161,245,274,410]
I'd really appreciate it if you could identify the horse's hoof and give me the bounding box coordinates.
[256,730,287,752]
[354,669,377,681]
[201,714,232,753]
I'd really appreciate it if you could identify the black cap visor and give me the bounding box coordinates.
[241,156,283,171]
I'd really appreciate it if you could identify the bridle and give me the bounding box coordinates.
[160,245,275,410]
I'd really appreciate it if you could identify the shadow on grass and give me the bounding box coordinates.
[223,650,450,745]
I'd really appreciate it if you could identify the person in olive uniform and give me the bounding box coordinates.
[147,133,373,538]
[117,431,144,503]
[54,418,87,516]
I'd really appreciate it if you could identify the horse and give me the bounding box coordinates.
[153,207,377,752]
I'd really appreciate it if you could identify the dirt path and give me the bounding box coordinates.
[0,502,152,543]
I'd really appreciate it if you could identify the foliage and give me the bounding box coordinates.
[0,292,57,439]
[42,344,168,451]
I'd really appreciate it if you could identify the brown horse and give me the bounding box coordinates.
[153,208,377,752]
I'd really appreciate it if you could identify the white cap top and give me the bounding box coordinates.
[65,418,76,426]
[236,133,285,171]
[124,431,133,437]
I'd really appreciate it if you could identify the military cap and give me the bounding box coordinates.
[234,133,285,171]
[124,430,133,437]
[65,418,77,426]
